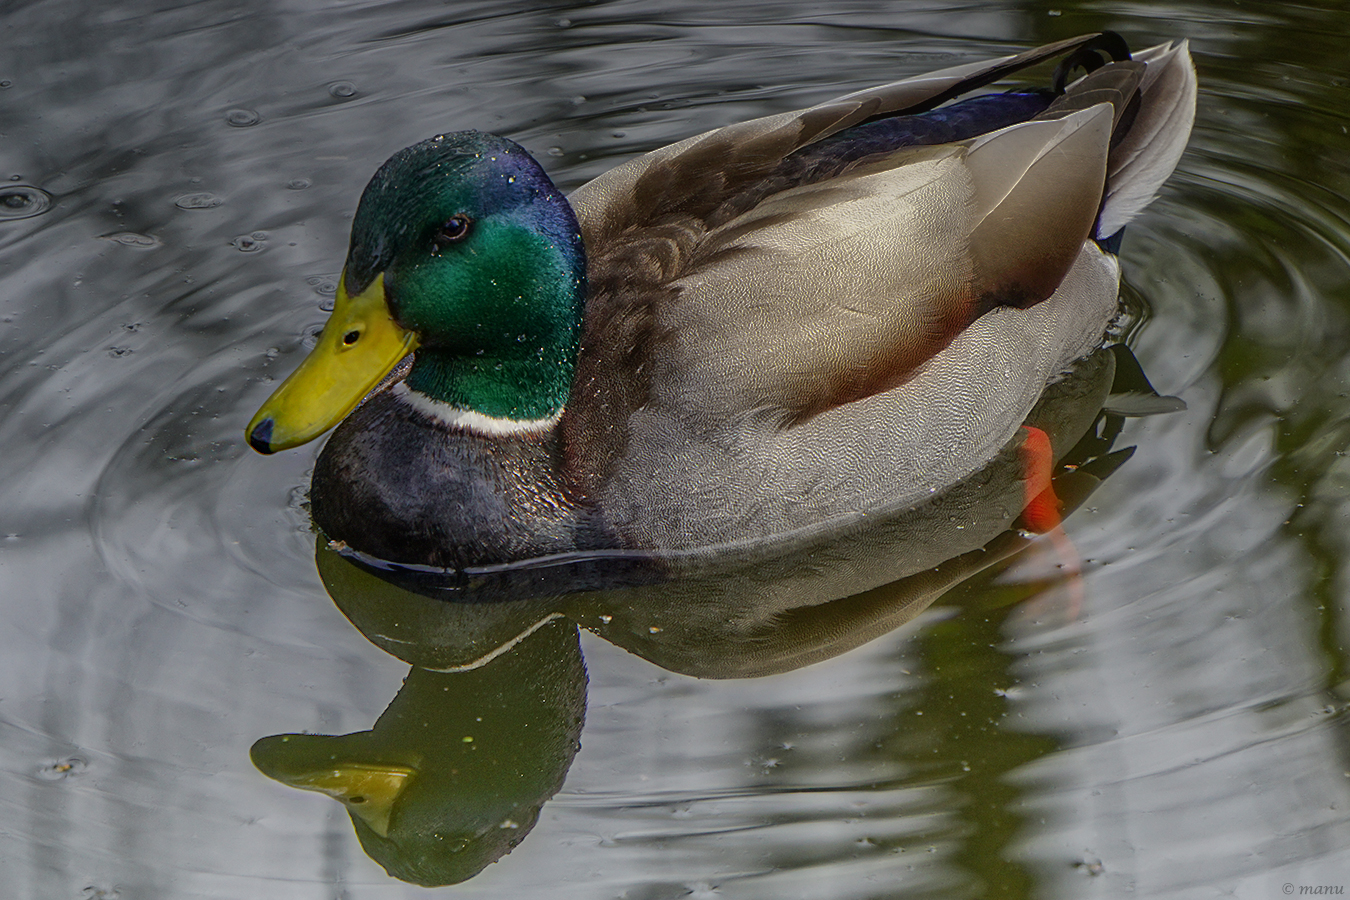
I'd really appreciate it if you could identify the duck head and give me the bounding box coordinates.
[246,132,586,453]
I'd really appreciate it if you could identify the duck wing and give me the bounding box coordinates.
[563,36,1194,547]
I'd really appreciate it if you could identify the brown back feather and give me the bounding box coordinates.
[560,34,1117,494]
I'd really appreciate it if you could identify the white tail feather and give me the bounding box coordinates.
[1096,40,1198,238]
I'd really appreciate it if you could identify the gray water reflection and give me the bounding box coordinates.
[3,1,1350,898]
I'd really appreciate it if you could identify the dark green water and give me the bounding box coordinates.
[3,1,1349,898]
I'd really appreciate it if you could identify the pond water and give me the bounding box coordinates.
[4,1,1350,898]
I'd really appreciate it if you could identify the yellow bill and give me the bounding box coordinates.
[246,272,418,453]
[279,762,416,838]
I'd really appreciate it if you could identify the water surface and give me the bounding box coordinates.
[3,1,1350,898]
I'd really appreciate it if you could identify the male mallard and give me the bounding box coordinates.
[246,33,1196,571]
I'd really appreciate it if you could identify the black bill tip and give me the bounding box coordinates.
[247,418,275,454]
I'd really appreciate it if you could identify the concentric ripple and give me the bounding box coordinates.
[0,185,52,219]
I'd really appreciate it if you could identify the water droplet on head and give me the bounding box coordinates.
[175,192,222,210]
[0,185,53,219]
[328,81,357,99]
[225,108,261,127]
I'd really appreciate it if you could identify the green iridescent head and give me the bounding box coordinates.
[349,131,587,419]
[246,131,586,452]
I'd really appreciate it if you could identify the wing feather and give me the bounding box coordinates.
[560,34,1191,504]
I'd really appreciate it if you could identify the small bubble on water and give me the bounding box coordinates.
[8,174,19,181]
[287,178,311,190]
[232,233,267,252]
[554,17,571,27]
[99,231,161,250]
[81,886,121,900]
[250,230,268,241]
[37,756,88,780]
[0,80,12,89]
[0,185,53,219]
[301,323,324,349]
[108,346,132,358]
[225,108,261,127]
[328,81,357,98]
[175,192,222,210]
[547,147,564,157]
[265,347,280,360]
[1075,858,1105,876]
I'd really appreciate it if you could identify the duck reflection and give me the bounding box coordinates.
[252,345,1178,885]
[251,611,585,887]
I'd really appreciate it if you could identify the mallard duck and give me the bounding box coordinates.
[245,33,1196,571]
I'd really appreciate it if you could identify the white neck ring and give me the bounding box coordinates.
[391,382,562,437]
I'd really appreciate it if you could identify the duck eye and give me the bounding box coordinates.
[434,214,473,248]
[342,330,360,346]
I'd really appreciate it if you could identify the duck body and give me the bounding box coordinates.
[251,33,1197,572]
